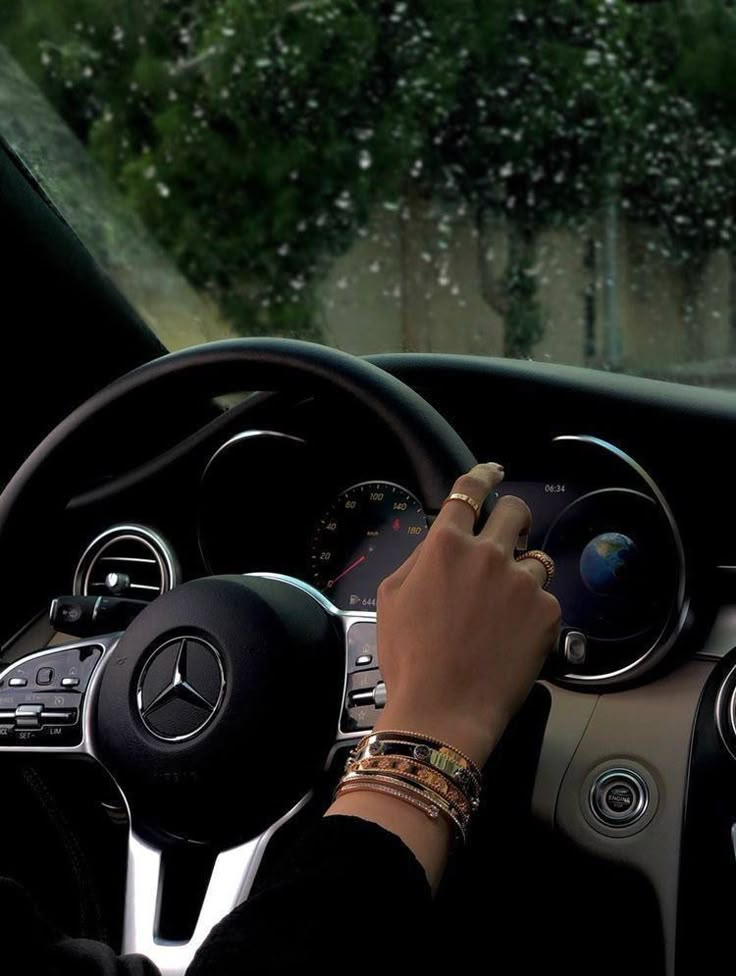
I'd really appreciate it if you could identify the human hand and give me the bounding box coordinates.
[373,462,560,766]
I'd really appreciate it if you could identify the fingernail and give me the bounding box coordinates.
[483,461,504,473]
[516,531,529,553]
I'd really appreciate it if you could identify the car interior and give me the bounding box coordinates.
[2,5,736,974]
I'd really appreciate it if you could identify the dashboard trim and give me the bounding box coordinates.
[553,435,688,685]
[73,524,178,599]
[201,428,307,480]
[714,660,736,761]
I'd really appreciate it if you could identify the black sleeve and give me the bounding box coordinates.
[1,815,431,976]
[187,814,433,976]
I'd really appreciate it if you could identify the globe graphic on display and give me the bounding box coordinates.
[579,532,640,596]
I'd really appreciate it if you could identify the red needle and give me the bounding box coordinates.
[327,554,366,588]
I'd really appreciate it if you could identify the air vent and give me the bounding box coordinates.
[73,525,178,604]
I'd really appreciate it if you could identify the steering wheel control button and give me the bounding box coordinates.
[40,708,78,725]
[347,621,378,673]
[15,704,44,729]
[344,667,384,730]
[0,641,105,746]
[1,645,102,696]
[590,768,649,827]
[562,630,587,666]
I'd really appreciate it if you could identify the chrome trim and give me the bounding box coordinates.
[247,571,342,615]
[551,435,688,683]
[73,524,179,599]
[199,430,307,573]
[589,767,649,827]
[0,633,120,754]
[715,662,736,761]
[136,636,226,743]
[100,556,158,564]
[202,429,306,480]
[122,792,312,976]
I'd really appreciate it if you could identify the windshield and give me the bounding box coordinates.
[1,1,735,387]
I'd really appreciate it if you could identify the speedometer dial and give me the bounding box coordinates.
[310,481,427,610]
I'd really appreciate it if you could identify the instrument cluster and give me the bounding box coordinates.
[198,431,686,685]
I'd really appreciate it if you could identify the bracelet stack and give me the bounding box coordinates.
[334,730,483,844]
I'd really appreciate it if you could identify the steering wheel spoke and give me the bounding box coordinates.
[0,633,119,753]
[122,793,311,976]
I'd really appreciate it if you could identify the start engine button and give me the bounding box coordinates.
[605,783,635,814]
[590,768,648,826]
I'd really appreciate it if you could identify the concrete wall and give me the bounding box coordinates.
[319,201,733,375]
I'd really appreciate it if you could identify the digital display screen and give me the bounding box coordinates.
[495,480,584,550]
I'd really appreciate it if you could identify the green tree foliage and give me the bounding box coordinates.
[1,0,735,353]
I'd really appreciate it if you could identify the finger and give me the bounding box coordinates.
[515,552,554,589]
[434,462,505,532]
[481,493,532,554]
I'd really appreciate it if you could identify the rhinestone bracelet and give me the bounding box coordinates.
[338,771,469,842]
[335,780,441,822]
[335,773,467,843]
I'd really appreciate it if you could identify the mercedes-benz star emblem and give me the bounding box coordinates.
[136,636,225,742]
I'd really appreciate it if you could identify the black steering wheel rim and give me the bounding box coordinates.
[0,337,477,629]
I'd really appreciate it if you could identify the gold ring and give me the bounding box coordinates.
[443,492,481,520]
[515,549,555,589]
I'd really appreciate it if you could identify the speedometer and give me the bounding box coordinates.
[310,481,428,610]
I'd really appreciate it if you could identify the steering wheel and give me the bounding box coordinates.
[0,339,478,975]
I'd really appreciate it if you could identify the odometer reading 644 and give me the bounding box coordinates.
[310,481,428,610]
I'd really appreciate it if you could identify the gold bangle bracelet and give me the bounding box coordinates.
[335,780,441,822]
[355,730,482,784]
[349,738,482,803]
[338,772,469,840]
[343,771,471,833]
[346,756,473,819]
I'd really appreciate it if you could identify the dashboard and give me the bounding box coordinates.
[9,351,736,976]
